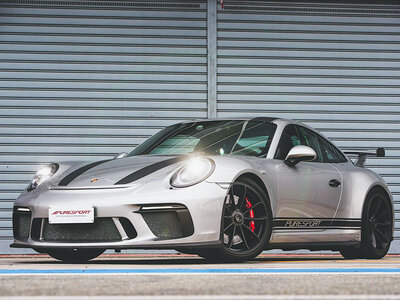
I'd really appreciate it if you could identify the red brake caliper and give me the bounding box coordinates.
[245,197,255,232]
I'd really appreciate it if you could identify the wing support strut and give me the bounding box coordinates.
[344,148,385,167]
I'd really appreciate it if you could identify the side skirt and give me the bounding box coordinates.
[269,218,362,250]
[273,218,361,230]
[267,241,360,251]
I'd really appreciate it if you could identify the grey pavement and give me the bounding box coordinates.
[0,253,400,299]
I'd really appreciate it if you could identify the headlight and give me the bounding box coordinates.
[170,157,215,188]
[27,163,59,192]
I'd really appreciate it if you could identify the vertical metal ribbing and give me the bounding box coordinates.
[207,0,217,119]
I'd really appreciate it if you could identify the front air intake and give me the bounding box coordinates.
[41,217,122,242]
[13,207,31,241]
[140,206,194,240]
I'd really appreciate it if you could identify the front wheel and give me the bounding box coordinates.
[340,190,393,259]
[201,178,272,262]
[46,248,105,263]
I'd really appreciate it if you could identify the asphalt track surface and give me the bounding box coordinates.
[1,253,400,300]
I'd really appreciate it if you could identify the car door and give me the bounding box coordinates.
[273,124,342,227]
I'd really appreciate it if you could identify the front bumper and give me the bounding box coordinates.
[11,181,228,249]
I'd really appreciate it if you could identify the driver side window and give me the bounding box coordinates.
[275,125,301,160]
[296,126,323,162]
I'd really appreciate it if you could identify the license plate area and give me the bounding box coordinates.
[48,206,94,224]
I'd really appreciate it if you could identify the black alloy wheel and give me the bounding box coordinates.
[198,178,272,262]
[340,190,392,259]
[46,248,105,263]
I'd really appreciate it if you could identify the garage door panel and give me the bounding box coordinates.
[0,155,113,163]
[219,76,400,86]
[219,50,400,61]
[0,34,206,46]
[218,12,400,24]
[0,7,206,19]
[0,183,31,192]
[0,63,207,73]
[324,131,400,140]
[308,122,400,131]
[0,127,162,136]
[0,220,12,228]
[0,211,12,219]
[0,173,35,181]
[0,229,12,239]
[0,82,206,92]
[0,108,205,118]
[0,203,15,212]
[0,71,206,83]
[0,0,207,248]
[217,3,400,249]
[0,90,207,100]
[218,58,400,68]
[377,177,400,185]
[219,40,400,51]
[0,16,206,28]
[0,53,206,64]
[218,67,400,77]
[218,95,400,105]
[219,31,400,42]
[217,111,400,122]
[0,26,206,37]
[0,73,207,82]
[0,44,207,55]
[0,118,182,128]
[218,85,400,94]
[219,22,400,33]
[218,102,400,114]
[0,136,147,145]
[0,165,43,173]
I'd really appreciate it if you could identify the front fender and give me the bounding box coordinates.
[205,156,278,216]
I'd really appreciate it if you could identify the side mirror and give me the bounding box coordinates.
[114,152,127,159]
[284,145,316,167]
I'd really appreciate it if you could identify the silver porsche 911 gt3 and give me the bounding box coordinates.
[12,118,393,262]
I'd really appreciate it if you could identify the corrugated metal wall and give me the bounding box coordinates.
[1,0,400,253]
[0,0,207,250]
[217,1,400,251]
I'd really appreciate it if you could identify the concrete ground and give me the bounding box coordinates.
[1,253,400,300]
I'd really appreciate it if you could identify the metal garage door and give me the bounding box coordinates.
[0,0,207,251]
[217,1,400,251]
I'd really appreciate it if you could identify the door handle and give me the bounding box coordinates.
[329,179,341,187]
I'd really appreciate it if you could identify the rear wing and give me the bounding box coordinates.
[343,147,385,168]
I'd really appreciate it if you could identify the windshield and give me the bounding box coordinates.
[128,120,277,157]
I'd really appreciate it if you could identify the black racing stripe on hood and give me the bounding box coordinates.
[58,160,111,186]
[115,157,183,185]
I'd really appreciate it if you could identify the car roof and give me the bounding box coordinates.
[180,117,296,125]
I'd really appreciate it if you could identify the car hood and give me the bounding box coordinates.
[52,155,185,188]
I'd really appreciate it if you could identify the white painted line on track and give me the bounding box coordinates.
[1,295,400,300]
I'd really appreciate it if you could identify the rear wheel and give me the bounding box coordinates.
[340,190,392,259]
[200,178,272,262]
[46,248,105,263]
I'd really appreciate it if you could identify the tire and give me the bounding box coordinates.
[175,248,217,259]
[174,248,200,255]
[200,178,272,262]
[46,248,105,263]
[339,248,363,259]
[340,189,393,259]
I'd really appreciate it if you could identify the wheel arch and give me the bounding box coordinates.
[362,184,394,240]
[234,172,274,218]
[363,184,393,215]
[236,173,269,200]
